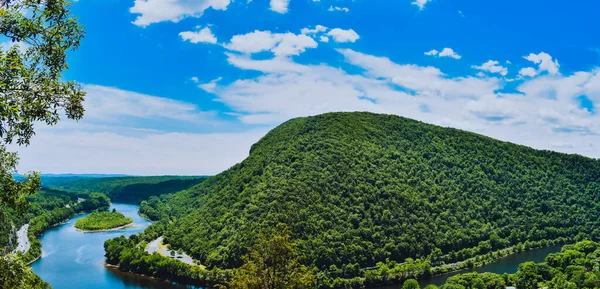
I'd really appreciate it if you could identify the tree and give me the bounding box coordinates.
[1,0,85,214]
[228,223,316,289]
[1,0,84,287]
[0,255,50,289]
[516,262,540,289]
[402,279,420,289]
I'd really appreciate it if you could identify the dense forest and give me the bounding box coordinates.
[0,189,111,262]
[132,112,600,285]
[48,176,207,203]
[74,210,133,231]
[410,240,600,289]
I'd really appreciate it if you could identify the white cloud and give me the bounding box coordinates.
[439,48,462,59]
[412,0,431,10]
[327,28,360,43]
[301,25,328,35]
[519,67,538,77]
[17,124,267,175]
[270,0,289,13]
[424,49,438,56]
[320,36,329,43]
[179,27,218,44]
[473,60,508,76]
[82,85,216,123]
[225,30,318,56]
[328,6,349,12]
[425,48,461,59]
[191,76,200,83]
[523,52,560,76]
[199,77,223,93]
[130,0,231,27]
[207,48,600,162]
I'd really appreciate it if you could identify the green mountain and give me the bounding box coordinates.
[145,112,600,276]
[49,176,208,203]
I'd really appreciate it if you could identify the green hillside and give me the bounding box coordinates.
[139,112,600,281]
[49,176,207,203]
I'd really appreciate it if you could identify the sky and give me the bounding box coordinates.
[10,0,600,175]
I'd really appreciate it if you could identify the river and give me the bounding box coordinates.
[378,244,563,288]
[29,203,563,288]
[29,203,191,289]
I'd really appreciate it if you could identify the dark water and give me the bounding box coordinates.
[30,203,190,289]
[379,245,563,288]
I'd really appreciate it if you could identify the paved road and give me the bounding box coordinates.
[14,224,30,254]
[145,236,195,266]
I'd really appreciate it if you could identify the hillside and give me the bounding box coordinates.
[141,112,600,278]
[49,176,207,203]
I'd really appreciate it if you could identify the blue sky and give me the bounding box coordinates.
[11,0,600,174]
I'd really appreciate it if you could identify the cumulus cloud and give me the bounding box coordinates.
[207,47,600,161]
[320,36,329,43]
[472,60,508,76]
[519,67,538,77]
[521,52,560,76]
[412,0,431,10]
[327,28,360,43]
[130,0,231,27]
[425,48,461,59]
[270,0,289,13]
[179,27,218,44]
[301,25,328,35]
[225,30,318,56]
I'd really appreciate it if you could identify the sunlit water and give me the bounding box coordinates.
[30,203,189,289]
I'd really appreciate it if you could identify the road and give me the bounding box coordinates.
[14,224,30,254]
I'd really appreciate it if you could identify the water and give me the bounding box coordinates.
[30,203,189,289]
[380,245,563,288]
[29,204,563,288]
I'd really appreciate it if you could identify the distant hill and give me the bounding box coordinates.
[12,174,128,187]
[49,176,208,203]
[143,112,600,278]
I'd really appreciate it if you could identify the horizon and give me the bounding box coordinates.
[7,0,600,175]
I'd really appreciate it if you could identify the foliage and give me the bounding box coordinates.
[228,224,316,289]
[0,0,85,214]
[137,112,600,285]
[402,279,420,289]
[104,236,233,287]
[49,176,207,203]
[0,256,50,289]
[436,240,600,289]
[74,210,133,231]
[1,189,110,260]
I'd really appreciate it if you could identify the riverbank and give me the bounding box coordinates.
[29,203,175,289]
[145,236,200,267]
[76,223,135,233]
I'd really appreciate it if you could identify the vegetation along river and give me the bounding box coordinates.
[28,202,562,289]
[382,244,563,288]
[29,203,192,289]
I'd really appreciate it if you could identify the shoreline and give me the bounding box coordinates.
[75,222,135,233]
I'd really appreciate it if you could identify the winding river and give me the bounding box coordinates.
[28,203,562,288]
[29,203,190,289]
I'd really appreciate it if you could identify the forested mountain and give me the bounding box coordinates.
[49,176,207,203]
[126,112,600,283]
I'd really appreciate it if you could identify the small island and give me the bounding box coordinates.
[75,209,133,232]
